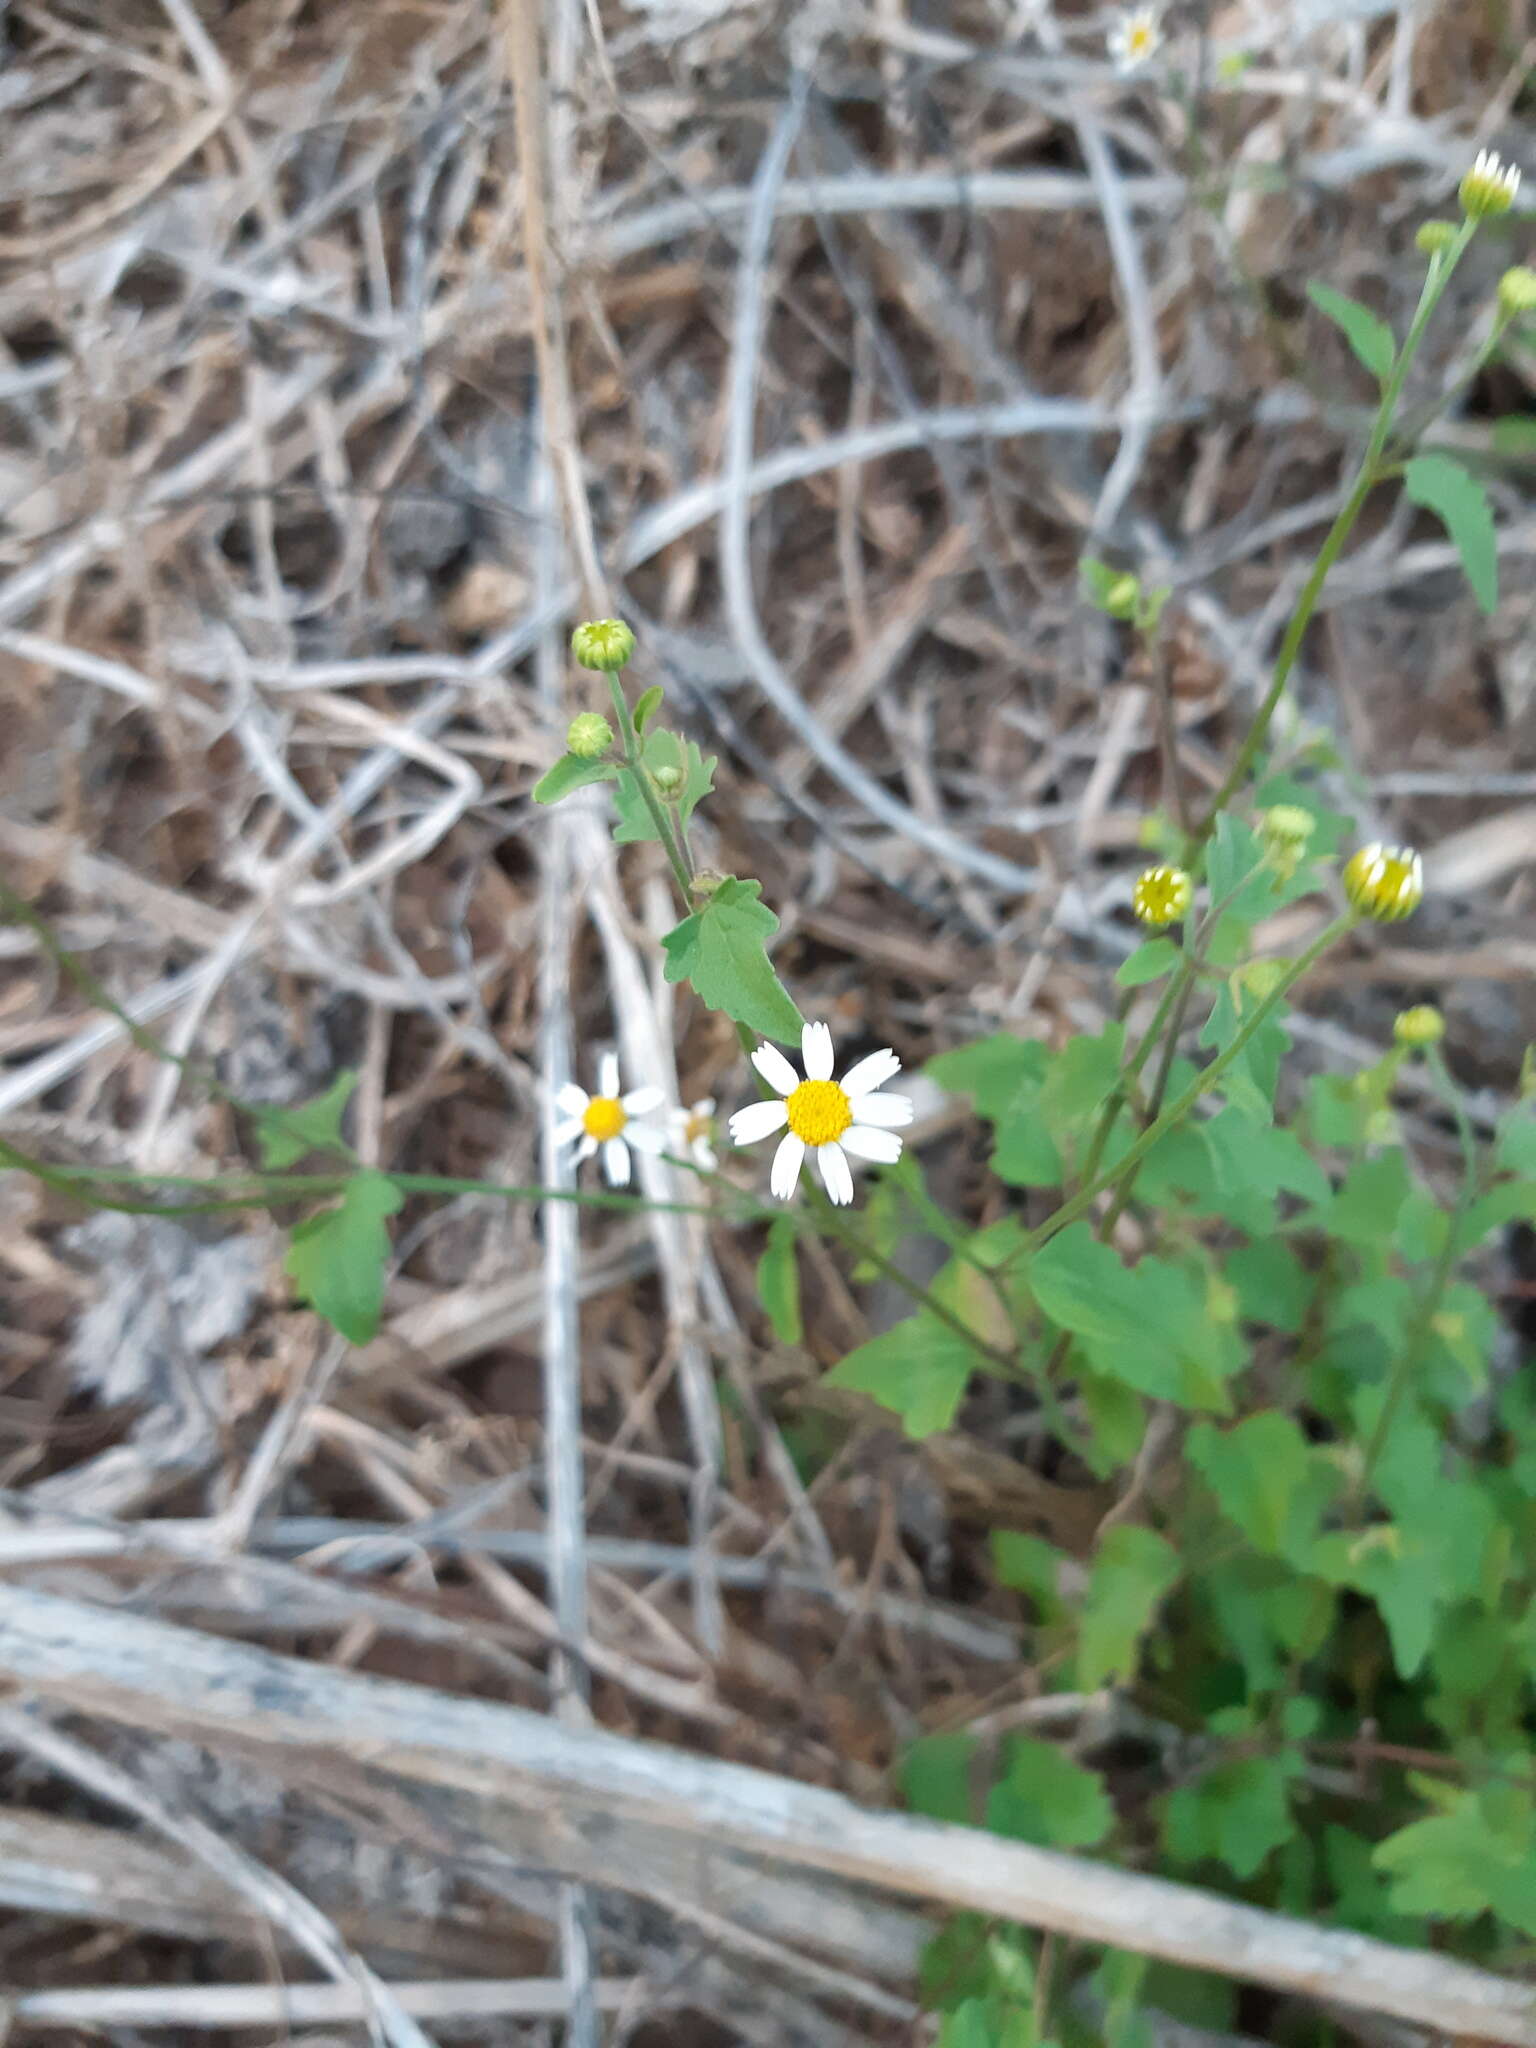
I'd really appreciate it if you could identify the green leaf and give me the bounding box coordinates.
[1307,282,1395,383]
[1164,1755,1299,1881]
[1041,1024,1125,1138]
[1204,813,1279,923]
[1187,1413,1338,1565]
[612,732,716,843]
[632,684,664,733]
[1198,982,1289,1125]
[284,1170,403,1345]
[1374,1789,1536,1936]
[1078,1525,1182,1688]
[1117,937,1182,987]
[253,1070,358,1169]
[927,1034,1046,1122]
[1029,1225,1238,1409]
[1404,453,1499,614]
[824,1313,976,1439]
[986,1738,1114,1849]
[902,1732,975,1824]
[991,1530,1071,1620]
[1080,556,1124,608]
[532,752,619,804]
[661,878,803,1043]
[1226,1239,1311,1332]
[756,1214,802,1343]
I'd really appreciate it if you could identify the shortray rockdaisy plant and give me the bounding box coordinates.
[554,1053,665,1187]
[729,1022,913,1207]
[1109,3,1162,72]
[673,1097,718,1172]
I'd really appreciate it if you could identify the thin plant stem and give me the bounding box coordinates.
[606,671,694,903]
[1188,222,1477,848]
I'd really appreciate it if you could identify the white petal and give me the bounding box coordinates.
[556,1083,590,1118]
[599,1051,620,1098]
[554,1118,586,1147]
[850,1090,914,1129]
[603,1137,631,1186]
[802,1020,835,1080]
[621,1085,664,1116]
[627,1123,666,1155]
[841,1047,901,1098]
[730,1098,790,1146]
[694,1097,716,1118]
[575,1135,597,1163]
[770,1133,806,1201]
[693,1141,718,1171]
[817,1140,854,1206]
[752,1042,800,1096]
[842,1124,903,1164]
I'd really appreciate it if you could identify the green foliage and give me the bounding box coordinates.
[253,1070,358,1168]
[824,1310,977,1438]
[613,729,716,840]
[1078,1526,1182,1688]
[1164,1752,1300,1880]
[1117,937,1182,987]
[755,1213,802,1342]
[284,1170,403,1345]
[985,1737,1114,1848]
[1306,282,1395,382]
[1403,453,1499,613]
[532,752,619,804]
[661,877,803,1042]
[631,683,665,732]
[1030,1225,1240,1408]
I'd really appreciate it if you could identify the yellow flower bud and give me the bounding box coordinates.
[1132,864,1194,927]
[570,618,637,672]
[1393,1004,1445,1048]
[1342,843,1423,922]
[1459,148,1521,221]
[1497,266,1536,319]
[1415,219,1457,257]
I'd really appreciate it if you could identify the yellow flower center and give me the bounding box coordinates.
[582,1096,627,1141]
[784,1078,853,1148]
[1129,21,1151,50]
[684,1112,712,1146]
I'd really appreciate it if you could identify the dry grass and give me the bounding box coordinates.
[0,0,1534,2040]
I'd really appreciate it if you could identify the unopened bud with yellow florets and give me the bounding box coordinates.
[570,618,637,672]
[1459,149,1521,221]
[1342,843,1423,922]
[1394,1004,1445,1049]
[1416,219,1458,258]
[1132,864,1194,928]
[566,712,614,759]
[1261,802,1316,878]
[1498,266,1536,320]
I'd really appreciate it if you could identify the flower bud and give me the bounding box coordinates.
[570,618,637,672]
[651,763,684,797]
[565,711,614,759]
[690,868,728,901]
[1238,959,1288,1003]
[1393,1004,1445,1048]
[1415,219,1457,257]
[1342,843,1423,922]
[1497,265,1536,319]
[1105,573,1142,620]
[1459,148,1520,221]
[1132,863,1193,927]
[1262,803,1316,849]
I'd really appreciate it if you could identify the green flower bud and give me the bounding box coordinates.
[1497,265,1536,318]
[651,763,684,797]
[1342,843,1423,922]
[690,868,728,901]
[565,711,614,759]
[1459,148,1520,221]
[570,618,637,672]
[1262,803,1316,848]
[1393,1004,1445,1049]
[1105,572,1142,620]
[1415,219,1457,257]
[1131,864,1193,928]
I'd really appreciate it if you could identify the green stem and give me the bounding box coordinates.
[607,671,694,904]
[1024,912,1360,1256]
[1188,222,1477,849]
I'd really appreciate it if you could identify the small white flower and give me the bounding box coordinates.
[1108,3,1162,71]
[672,1097,718,1172]
[1460,147,1521,220]
[554,1052,665,1187]
[728,1022,913,1208]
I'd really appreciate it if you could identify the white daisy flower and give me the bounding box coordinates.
[1108,3,1162,71]
[553,1052,665,1188]
[672,1097,718,1172]
[728,1022,913,1208]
